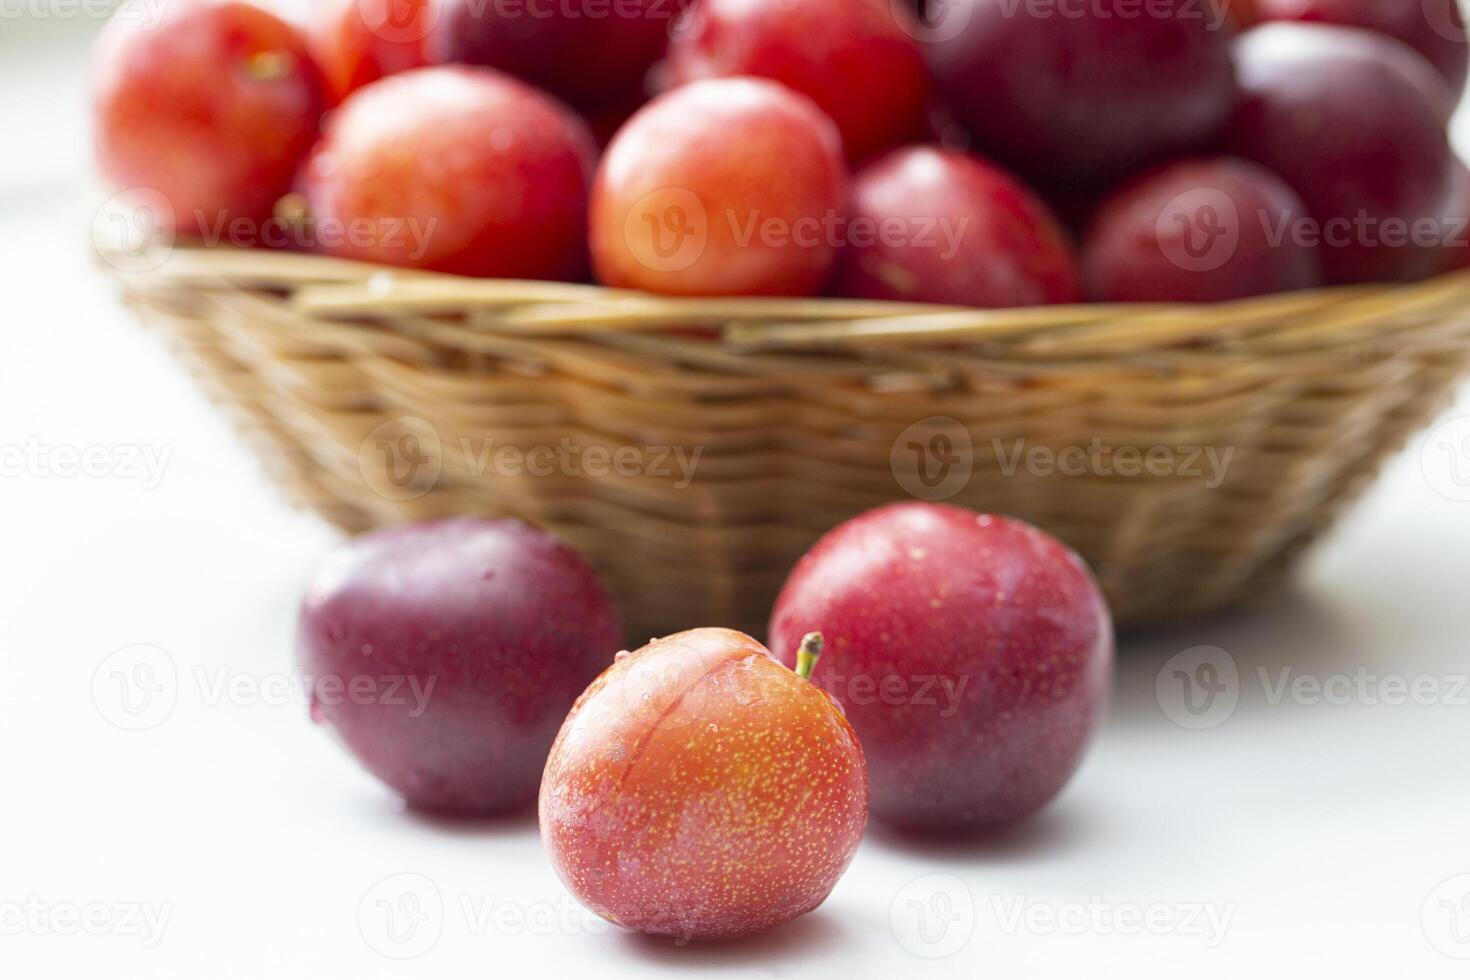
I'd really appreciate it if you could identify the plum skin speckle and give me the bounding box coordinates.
[297,517,622,815]
[539,628,869,941]
[769,503,1114,835]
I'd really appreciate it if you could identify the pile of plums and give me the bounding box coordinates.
[298,505,1113,940]
[93,0,1469,307]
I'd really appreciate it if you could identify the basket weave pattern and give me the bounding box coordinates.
[106,243,1470,639]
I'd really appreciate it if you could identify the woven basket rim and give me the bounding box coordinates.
[101,238,1470,307]
[97,236,1470,361]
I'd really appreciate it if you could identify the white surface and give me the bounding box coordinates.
[5,16,1470,980]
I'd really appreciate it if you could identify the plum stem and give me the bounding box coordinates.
[795,632,823,680]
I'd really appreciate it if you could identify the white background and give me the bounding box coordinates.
[4,7,1470,978]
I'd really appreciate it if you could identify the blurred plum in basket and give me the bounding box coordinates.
[1255,0,1468,97]
[667,0,929,162]
[304,0,434,105]
[590,78,847,297]
[1223,23,1456,284]
[298,517,621,815]
[430,0,683,110]
[92,0,324,238]
[927,0,1238,186]
[1082,157,1323,303]
[835,146,1081,306]
[301,66,596,278]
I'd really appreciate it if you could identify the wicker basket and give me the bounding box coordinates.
[99,239,1470,640]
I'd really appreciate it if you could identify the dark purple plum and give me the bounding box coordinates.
[926,0,1238,186]
[297,517,621,814]
[1082,157,1323,302]
[1223,23,1456,283]
[1256,0,1468,98]
[428,0,681,110]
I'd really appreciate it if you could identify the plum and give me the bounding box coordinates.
[429,0,682,110]
[540,628,868,940]
[769,504,1113,834]
[1082,157,1323,302]
[1256,0,1468,98]
[926,0,1238,186]
[297,517,621,814]
[834,146,1081,307]
[666,0,929,162]
[590,78,847,297]
[303,0,434,105]
[91,1,325,239]
[1223,23,1456,284]
[301,66,596,278]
